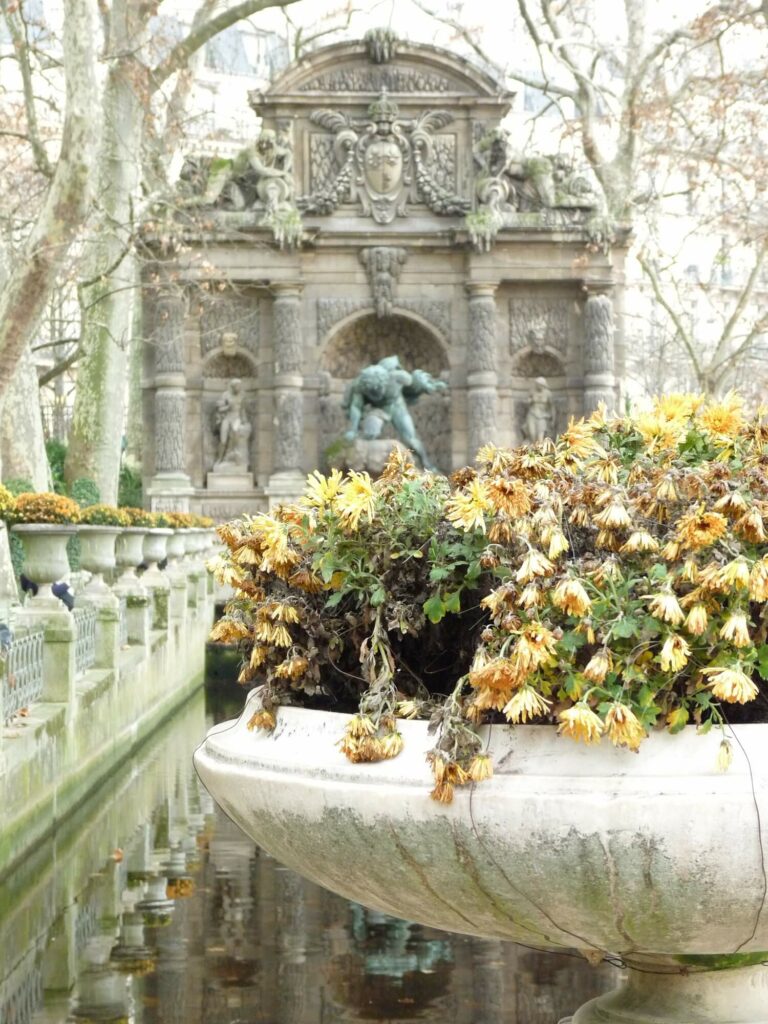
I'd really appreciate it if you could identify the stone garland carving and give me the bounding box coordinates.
[468,294,498,373]
[154,390,186,473]
[360,247,407,317]
[199,294,260,357]
[300,94,468,222]
[309,135,339,196]
[509,297,570,356]
[316,298,452,346]
[153,294,186,375]
[430,135,457,192]
[298,67,458,94]
[584,293,614,373]
[273,391,304,472]
[273,293,303,376]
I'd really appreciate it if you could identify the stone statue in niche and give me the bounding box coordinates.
[214,379,252,469]
[522,377,555,443]
[342,356,446,470]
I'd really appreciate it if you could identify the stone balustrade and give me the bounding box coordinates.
[0,525,217,878]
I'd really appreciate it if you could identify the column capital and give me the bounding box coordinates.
[270,282,303,299]
[466,282,498,299]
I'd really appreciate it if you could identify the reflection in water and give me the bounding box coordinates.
[0,690,613,1023]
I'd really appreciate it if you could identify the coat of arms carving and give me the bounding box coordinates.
[301,91,469,224]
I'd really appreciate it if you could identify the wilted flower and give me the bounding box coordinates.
[516,549,554,584]
[557,704,604,745]
[684,603,709,636]
[446,478,491,533]
[583,649,612,684]
[552,578,592,616]
[504,686,552,723]
[716,739,734,773]
[646,589,685,626]
[605,703,646,751]
[719,612,752,648]
[659,634,690,673]
[701,666,758,704]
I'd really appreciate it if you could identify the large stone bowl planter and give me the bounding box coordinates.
[166,530,186,565]
[11,523,75,592]
[195,691,768,1023]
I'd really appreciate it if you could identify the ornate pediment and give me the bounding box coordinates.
[265,38,502,97]
[299,93,468,223]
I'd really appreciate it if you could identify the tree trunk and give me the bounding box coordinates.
[64,2,149,502]
[0,346,50,490]
[0,0,99,403]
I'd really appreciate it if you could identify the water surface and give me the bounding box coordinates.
[0,688,613,1023]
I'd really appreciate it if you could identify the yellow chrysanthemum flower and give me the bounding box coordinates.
[696,392,744,439]
[584,649,612,684]
[504,686,552,723]
[659,633,690,673]
[468,754,494,782]
[646,589,685,626]
[675,506,729,551]
[621,531,660,554]
[516,548,554,584]
[719,612,752,648]
[334,471,376,532]
[445,478,491,533]
[557,704,604,745]
[749,558,768,601]
[605,703,646,751]
[701,666,758,704]
[685,603,709,636]
[303,468,343,509]
[716,739,733,773]
[552,578,592,616]
[593,501,632,530]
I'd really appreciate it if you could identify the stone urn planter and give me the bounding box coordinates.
[77,525,121,590]
[166,530,186,565]
[195,693,768,1024]
[11,523,75,593]
[142,528,172,572]
[115,528,147,584]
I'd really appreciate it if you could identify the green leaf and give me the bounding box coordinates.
[443,590,461,614]
[325,590,344,609]
[557,630,586,654]
[612,616,640,639]
[757,645,768,681]
[423,593,446,624]
[370,586,387,608]
[697,718,714,735]
[429,566,452,582]
[648,563,669,582]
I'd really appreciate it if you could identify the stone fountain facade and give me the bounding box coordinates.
[142,32,626,517]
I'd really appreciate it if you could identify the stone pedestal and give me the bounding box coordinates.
[206,468,253,491]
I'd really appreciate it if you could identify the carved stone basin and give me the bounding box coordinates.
[194,690,768,1022]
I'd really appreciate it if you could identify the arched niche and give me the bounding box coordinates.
[318,312,451,472]
[199,348,258,475]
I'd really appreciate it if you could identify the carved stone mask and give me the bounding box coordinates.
[221,332,238,356]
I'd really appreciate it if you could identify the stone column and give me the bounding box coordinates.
[147,291,193,512]
[466,284,500,460]
[583,290,616,415]
[267,284,305,504]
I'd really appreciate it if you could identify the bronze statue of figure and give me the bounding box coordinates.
[342,356,446,470]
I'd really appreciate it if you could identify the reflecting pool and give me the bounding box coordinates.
[0,689,613,1023]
